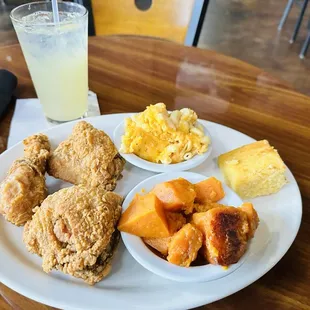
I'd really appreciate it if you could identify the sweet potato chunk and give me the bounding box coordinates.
[118,193,170,238]
[143,236,171,256]
[167,223,203,267]
[191,211,208,231]
[239,202,259,239]
[166,212,186,234]
[192,208,249,265]
[152,178,196,214]
[191,211,215,263]
[194,177,225,203]
[193,201,225,213]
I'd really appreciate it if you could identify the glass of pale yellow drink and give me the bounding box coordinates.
[10,1,88,123]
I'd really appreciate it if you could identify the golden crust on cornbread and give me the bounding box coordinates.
[218,140,287,199]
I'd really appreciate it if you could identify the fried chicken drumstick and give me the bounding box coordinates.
[0,134,50,226]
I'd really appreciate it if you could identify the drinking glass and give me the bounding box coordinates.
[10,1,88,123]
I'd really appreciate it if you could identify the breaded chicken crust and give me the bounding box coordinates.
[23,185,122,285]
[0,134,50,226]
[47,121,125,190]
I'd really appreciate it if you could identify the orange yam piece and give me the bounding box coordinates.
[191,212,208,234]
[239,202,259,239]
[118,193,170,238]
[184,213,194,224]
[143,236,171,256]
[166,212,186,234]
[194,177,225,203]
[151,178,196,214]
[191,212,210,262]
[167,223,203,267]
[193,201,225,213]
[192,208,249,265]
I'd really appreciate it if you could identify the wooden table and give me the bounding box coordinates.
[0,35,310,309]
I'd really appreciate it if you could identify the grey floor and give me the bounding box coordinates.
[198,0,310,96]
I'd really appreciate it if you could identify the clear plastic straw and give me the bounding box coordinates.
[51,0,60,24]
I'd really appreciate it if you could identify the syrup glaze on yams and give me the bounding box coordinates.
[118,177,259,267]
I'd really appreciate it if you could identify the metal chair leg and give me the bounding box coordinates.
[299,31,310,58]
[278,0,295,30]
[289,0,309,43]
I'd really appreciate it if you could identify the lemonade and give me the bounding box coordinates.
[11,3,88,122]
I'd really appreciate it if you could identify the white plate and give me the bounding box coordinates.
[113,120,212,172]
[0,114,302,310]
[121,171,247,282]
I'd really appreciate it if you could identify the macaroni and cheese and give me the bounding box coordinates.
[120,103,210,164]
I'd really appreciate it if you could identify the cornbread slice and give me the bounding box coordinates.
[218,140,287,198]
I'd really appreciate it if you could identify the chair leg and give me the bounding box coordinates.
[289,0,309,43]
[299,31,310,58]
[278,0,295,30]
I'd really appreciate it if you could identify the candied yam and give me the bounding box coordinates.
[166,212,186,234]
[185,213,194,224]
[191,211,214,263]
[191,212,208,234]
[151,178,196,214]
[143,236,171,256]
[193,201,225,213]
[206,207,249,265]
[239,202,259,239]
[167,223,203,267]
[194,177,225,203]
[193,207,249,265]
[192,210,230,264]
[118,193,170,238]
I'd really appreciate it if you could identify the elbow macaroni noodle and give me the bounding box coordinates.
[120,103,210,164]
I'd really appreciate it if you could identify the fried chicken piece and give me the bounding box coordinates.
[0,134,50,226]
[47,121,125,191]
[192,207,253,266]
[23,185,123,285]
[167,223,202,267]
[23,134,50,172]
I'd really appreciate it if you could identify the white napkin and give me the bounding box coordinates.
[7,91,101,148]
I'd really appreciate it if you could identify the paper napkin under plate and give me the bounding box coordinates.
[7,91,100,148]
